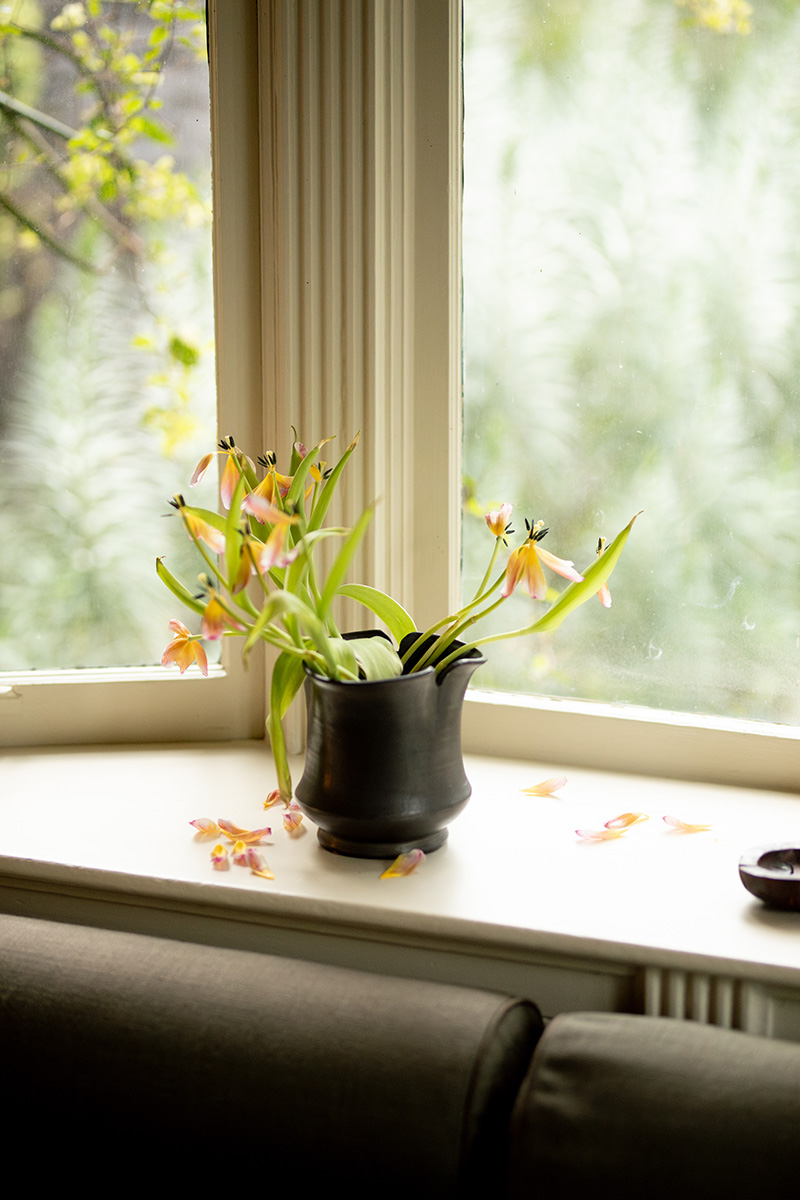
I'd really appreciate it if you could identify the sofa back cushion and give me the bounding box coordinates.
[508,1010,800,1198]
[0,913,542,1196]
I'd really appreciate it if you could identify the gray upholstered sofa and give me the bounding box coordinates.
[2,912,799,1196]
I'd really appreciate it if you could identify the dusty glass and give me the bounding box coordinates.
[463,0,800,723]
[0,1,216,670]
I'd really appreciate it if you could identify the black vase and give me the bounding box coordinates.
[294,631,485,858]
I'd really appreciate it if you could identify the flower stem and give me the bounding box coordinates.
[427,595,507,675]
[402,569,506,671]
[471,539,502,604]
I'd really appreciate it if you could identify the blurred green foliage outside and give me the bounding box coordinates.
[0,1,216,670]
[463,0,800,723]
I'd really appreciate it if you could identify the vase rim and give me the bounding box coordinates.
[303,646,485,687]
[303,662,437,686]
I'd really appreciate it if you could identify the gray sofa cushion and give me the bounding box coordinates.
[508,1010,800,1198]
[0,913,542,1195]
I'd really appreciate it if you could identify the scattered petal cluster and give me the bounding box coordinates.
[576,812,710,841]
[575,827,626,842]
[192,816,275,881]
[191,811,424,882]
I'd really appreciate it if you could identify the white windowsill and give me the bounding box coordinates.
[2,740,799,1029]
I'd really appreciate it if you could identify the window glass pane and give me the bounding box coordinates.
[463,0,800,723]
[0,0,216,670]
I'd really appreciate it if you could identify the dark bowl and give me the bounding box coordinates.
[739,844,800,911]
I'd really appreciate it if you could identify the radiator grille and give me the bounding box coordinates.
[642,968,771,1036]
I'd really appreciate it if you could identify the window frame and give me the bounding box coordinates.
[386,0,800,795]
[3,0,799,794]
[0,0,265,748]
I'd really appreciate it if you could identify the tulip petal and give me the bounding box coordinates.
[217,819,272,844]
[575,828,626,841]
[246,848,275,880]
[380,849,426,878]
[190,453,214,487]
[201,597,244,641]
[211,843,229,869]
[161,637,195,673]
[605,812,648,829]
[219,454,240,510]
[597,583,612,608]
[263,789,286,810]
[162,625,209,676]
[183,510,226,555]
[521,776,568,796]
[242,493,286,524]
[192,640,209,676]
[663,815,712,833]
[254,523,301,573]
[537,547,584,584]
[283,801,306,837]
[232,840,249,865]
[190,817,221,836]
[485,503,514,539]
[521,545,547,600]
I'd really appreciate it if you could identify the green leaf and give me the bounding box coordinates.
[241,589,336,675]
[266,650,307,801]
[178,503,226,533]
[283,526,348,596]
[518,512,641,637]
[318,505,374,617]
[336,583,415,643]
[289,426,303,474]
[308,431,360,532]
[241,589,310,661]
[273,650,307,719]
[156,556,204,615]
[225,473,246,591]
[285,436,332,524]
[168,334,200,367]
[323,636,360,679]
[347,636,403,680]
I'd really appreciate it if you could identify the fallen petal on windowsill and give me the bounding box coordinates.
[190,817,222,838]
[605,812,649,829]
[380,849,426,878]
[217,818,272,844]
[521,775,568,796]
[283,802,306,837]
[210,843,229,870]
[663,815,712,833]
[231,839,249,866]
[246,848,275,880]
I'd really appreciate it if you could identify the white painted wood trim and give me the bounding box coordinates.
[258,0,459,626]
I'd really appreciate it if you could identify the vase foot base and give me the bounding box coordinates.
[316,827,449,859]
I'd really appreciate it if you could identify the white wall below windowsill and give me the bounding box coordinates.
[2,740,800,1037]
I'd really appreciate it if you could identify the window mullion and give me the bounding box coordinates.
[259,0,445,631]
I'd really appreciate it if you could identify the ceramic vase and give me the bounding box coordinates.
[294,631,485,857]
